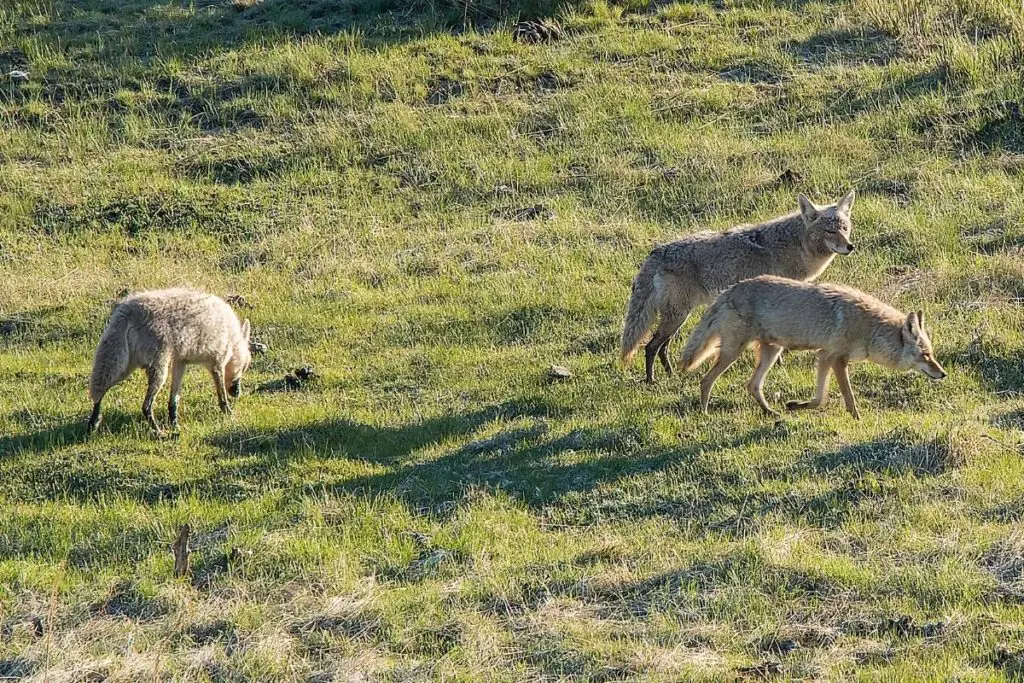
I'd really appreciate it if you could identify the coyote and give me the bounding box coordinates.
[88,288,252,436]
[621,191,856,382]
[679,276,946,418]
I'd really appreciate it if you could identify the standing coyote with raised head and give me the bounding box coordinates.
[679,276,947,418]
[88,288,252,436]
[621,191,857,382]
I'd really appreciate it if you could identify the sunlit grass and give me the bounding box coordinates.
[2,0,1024,679]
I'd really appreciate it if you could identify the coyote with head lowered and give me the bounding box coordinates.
[88,288,252,436]
[621,191,856,382]
[679,275,947,419]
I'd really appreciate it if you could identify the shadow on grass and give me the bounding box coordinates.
[784,26,898,67]
[209,397,559,465]
[0,410,143,456]
[205,404,953,535]
[955,344,1024,396]
[14,0,583,63]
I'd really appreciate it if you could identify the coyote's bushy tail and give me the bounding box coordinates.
[680,299,726,372]
[89,307,130,402]
[620,258,661,364]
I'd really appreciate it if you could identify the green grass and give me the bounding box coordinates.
[3,0,1024,679]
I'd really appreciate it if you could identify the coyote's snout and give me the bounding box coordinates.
[680,276,945,419]
[621,191,856,383]
[88,288,252,436]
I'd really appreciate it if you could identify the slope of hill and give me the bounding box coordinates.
[2,0,1024,679]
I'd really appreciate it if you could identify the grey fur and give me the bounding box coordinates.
[88,288,252,436]
[621,191,856,382]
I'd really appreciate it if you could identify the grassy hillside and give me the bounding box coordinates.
[3,0,1024,679]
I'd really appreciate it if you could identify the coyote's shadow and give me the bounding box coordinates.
[208,398,559,467]
[0,411,141,456]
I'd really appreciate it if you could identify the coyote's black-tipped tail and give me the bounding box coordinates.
[89,309,130,403]
[680,300,725,372]
[620,258,661,364]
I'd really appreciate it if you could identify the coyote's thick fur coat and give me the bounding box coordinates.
[88,288,252,435]
[680,276,947,418]
[621,191,856,382]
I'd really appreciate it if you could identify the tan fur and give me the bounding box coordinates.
[88,288,252,436]
[680,275,947,419]
[621,191,857,382]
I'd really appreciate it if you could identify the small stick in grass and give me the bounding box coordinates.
[171,524,191,578]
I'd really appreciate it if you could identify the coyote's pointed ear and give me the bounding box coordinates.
[904,311,921,338]
[798,193,819,224]
[837,189,856,215]
[241,318,251,340]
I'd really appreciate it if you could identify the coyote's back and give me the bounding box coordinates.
[88,288,252,435]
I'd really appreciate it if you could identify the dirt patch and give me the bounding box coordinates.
[994,646,1024,676]
[785,27,896,67]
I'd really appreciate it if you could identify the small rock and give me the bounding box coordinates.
[549,365,572,380]
[249,340,268,355]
